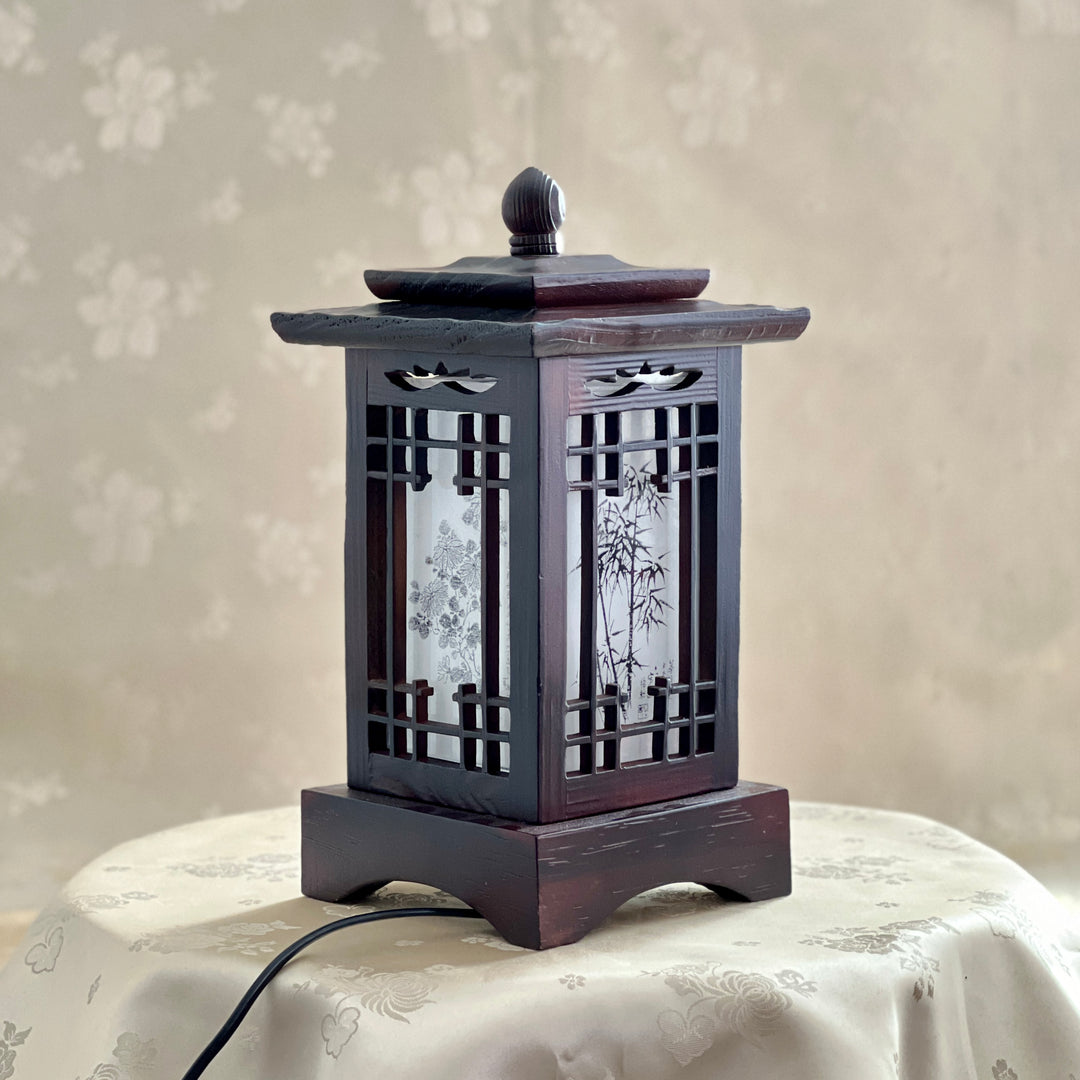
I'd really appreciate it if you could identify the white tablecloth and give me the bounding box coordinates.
[2,803,1079,1079]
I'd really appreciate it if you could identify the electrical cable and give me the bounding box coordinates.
[179,905,485,1080]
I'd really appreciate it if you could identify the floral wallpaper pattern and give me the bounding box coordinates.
[4,0,1080,910]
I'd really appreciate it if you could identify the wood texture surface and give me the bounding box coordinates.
[279,239,806,946]
[271,300,810,357]
[301,780,791,949]
[565,349,718,413]
[343,346,744,823]
[501,165,566,256]
[346,349,542,821]
[365,254,710,308]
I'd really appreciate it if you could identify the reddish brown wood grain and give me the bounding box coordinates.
[270,300,810,358]
[365,254,710,308]
[275,168,807,950]
[301,781,791,950]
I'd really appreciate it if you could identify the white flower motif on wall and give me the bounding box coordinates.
[309,459,345,497]
[547,0,622,66]
[497,71,534,115]
[255,95,335,178]
[413,0,500,50]
[375,167,404,207]
[253,305,329,386]
[468,129,504,172]
[72,459,166,568]
[81,37,212,156]
[73,238,111,280]
[175,270,210,317]
[316,249,363,287]
[188,596,233,642]
[76,257,171,360]
[315,249,373,300]
[21,141,84,182]
[0,1,31,64]
[0,1,41,72]
[190,388,237,433]
[321,37,383,78]
[1017,0,1080,33]
[199,178,242,224]
[667,47,762,149]
[245,514,324,596]
[180,59,215,109]
[12,565,73,597]
[18,353,76,390]
[0,215,37,283]
[169,485,200,526]
[83,49,175,153]
[2,773,69,817]
[0,425,31,493]
[410,151,499,252]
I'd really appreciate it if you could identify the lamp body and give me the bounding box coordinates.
[343,342,743,824]
[271,175,808,947]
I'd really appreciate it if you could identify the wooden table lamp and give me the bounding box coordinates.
[271,167,809,949]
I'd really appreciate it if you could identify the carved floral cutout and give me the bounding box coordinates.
[584,363,701,398]
[386,362,496,394]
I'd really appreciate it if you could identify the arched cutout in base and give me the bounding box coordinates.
[336,880,392,904]
[701,882,754,903]
[300,781,791,950]
[305,875,768,951]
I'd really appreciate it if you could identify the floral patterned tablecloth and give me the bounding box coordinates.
[2,802,1079,1080]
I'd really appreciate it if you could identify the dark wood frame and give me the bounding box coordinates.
[272,291,808,948]
[542,347,742,819]
[347,348,541,821]
[344,344,743,824]
[301,780,791,950]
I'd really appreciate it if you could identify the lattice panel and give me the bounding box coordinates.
[365,405,512,778]
[564,403,720,778]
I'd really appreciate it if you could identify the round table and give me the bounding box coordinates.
[3,803,1079,1079]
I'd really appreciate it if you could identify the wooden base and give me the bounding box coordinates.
[301,780,791,950]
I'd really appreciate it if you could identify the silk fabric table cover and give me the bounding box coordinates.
[2,803,1079,1080]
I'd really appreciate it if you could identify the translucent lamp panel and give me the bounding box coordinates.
[403,409,510,766]
[566,409,679,730]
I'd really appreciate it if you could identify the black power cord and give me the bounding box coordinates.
[180,906,485,1079]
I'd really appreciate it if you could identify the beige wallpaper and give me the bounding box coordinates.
[2,0,1079,909]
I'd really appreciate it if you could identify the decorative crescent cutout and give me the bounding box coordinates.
[584,364,701,398]
[387,363,497,395]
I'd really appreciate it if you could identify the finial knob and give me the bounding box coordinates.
[501,166,565,257]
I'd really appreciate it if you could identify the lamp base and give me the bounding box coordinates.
[300,780,790,950]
